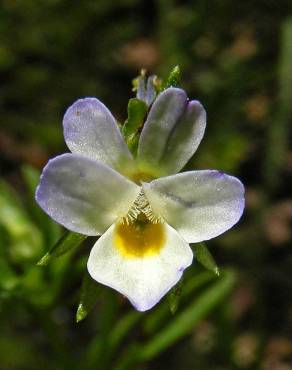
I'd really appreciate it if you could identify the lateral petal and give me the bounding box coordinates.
[35,153,140,235]
[143,170,245,243]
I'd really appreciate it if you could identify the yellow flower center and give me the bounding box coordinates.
[114,190,165,258]
[114,218,165,259]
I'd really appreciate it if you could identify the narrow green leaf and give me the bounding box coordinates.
[76,272,101,323]
[164,65,181,89]
[0,257,19,291]
[144,271,215,334]
[139,270,236,361]
[109,311,142,351]
[113,343,141,370]
[279,18,292,113]
[263,18,292,192]
[0,180,43,261]
[192,243,220,276]
[21,165,40,194]
[167,279,183,314]
[37,230,87,266]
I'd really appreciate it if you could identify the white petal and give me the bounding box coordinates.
[161,100,206,175]
[87,223,193,311]
[143,170,245,243]
[137,88,187,176]
[63,98,135,174]
[36,153,140,235]
[137,88,206,176]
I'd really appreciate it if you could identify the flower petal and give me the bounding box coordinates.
[35,153,140,235]
[87,223,193,311]
[137,88,206,176]
[161,100,206,174]
[137,88,187,175]
[63,98,134,174]
[143,170,245,243]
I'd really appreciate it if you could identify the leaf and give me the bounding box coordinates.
[109,311,142,351]
[0,257,19,291]
[21,165,40,195]
[164,65,181,89]
[0,180,43,262]
[279,18,292,108]
[139,269,236,361]
[37,230,87,266]
[167,279,183,314]
[192,243,220,276]
[263,18,292,192]
[76,272,101,323]
[144,270,215,334]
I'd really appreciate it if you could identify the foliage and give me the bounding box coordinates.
[0,1,292,369]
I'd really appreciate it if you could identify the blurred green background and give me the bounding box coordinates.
[0,1,292,369]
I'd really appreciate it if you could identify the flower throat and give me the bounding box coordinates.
[114,190,165,258]
[120,189,162,225]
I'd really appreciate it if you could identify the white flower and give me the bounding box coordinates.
[36,88,245,311]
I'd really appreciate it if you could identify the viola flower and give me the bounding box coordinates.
[36,88,245,311]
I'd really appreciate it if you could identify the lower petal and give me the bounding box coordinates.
[87,222,193,311]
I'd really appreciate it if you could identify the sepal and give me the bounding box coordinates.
[192,243,219,276]
[37,230,87,266]
[167,279,183,314]
[122,98,148,155]
[76,271,101,323]
[164,65,181,89]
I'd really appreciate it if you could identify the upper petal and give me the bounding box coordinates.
[35,153,140,235]
[63,98,134,174]
[87,222,193,311]
[143,170,245,243]
[161,100,206,175]
[137,88,206,176]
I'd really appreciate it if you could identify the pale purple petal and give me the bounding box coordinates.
[161,100,206,174]
[36,153,140,235]
[137,88,187,176]
[63,98,134,173]
[143,170,245,243]
[137,88,206,176]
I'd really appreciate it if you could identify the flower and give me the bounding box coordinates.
[35,88,245,311]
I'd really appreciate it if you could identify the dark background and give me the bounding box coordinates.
[0,1,291,369]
